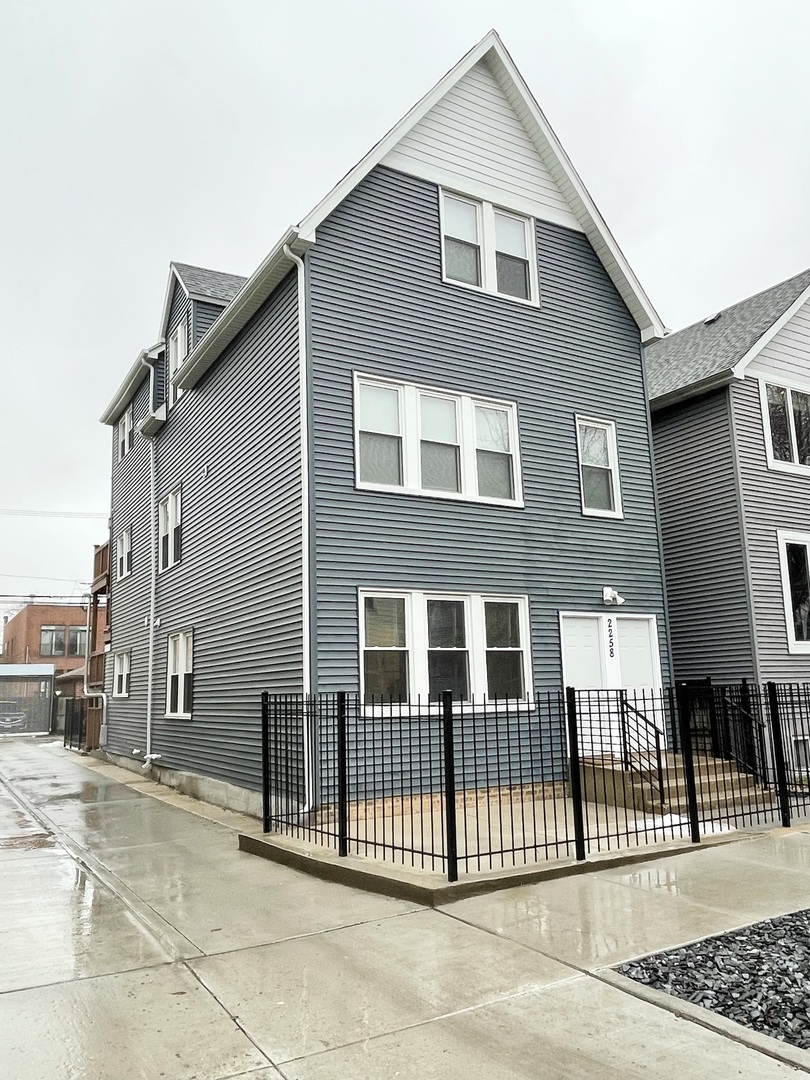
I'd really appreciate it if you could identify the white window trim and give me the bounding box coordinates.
[558,612,663,690]
[165,629,193,718]
[439,188,540,308]
[792,736,810,773]
[158,488,181,572]
[168,319,188,408]
[116,527,132,580]
[358,589,533,706]
[575,415,623,519]
[758,378,810,477]
[354,373,524,507]
[112,651,130,698]
[777,529,810,654]
[118,406,133,461]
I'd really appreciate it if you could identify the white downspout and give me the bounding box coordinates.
[283,243,314,812]
[139,353,160,770]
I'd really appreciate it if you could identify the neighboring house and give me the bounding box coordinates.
[99,31,670,801]
[1,603,91,677]
[646,267,810,684]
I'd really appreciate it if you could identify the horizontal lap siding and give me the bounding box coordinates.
[733,377,810,681]
[106,380,152,756]
[193,299,225,346]
[308,166,670,694]
[652,391,754,681]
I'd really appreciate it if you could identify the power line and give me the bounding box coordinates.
[0,575,91,584]
[0,509,108,520]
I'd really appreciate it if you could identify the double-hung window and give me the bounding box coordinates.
[168,320,188,407]
[166,630,193,716]
[441,191,536,304]
[763,381,810,471]
[40,626,65,657]
[67,626,87,658]
[159,489,181,571]
[778,531,810,653]
[576,417,622,518]
[355,376,521,505]
[118,406,133,461]
[116,528,132,579]
[113,652,130,697]
[360,591,530,703]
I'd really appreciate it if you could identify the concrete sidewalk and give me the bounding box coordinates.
[1,738,809,1079]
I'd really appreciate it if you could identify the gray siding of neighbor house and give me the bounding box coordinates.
[307,165,671,693]
[106,272,303,791]
[651,389,755,682]
[733,376,810,681]
[106,377,153,757]
[193,300,225,346]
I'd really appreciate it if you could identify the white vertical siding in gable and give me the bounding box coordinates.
[382,60,581,231]
[747,295,810,385]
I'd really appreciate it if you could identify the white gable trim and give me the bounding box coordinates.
[297,31,663,342]
[731,282,810,380]
[158,264,190,341]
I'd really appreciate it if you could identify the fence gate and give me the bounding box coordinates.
[0,674,53,735]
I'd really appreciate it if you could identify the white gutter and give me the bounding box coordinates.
[282,243,314,813]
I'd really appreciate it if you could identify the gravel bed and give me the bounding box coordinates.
[620,909,810,1049]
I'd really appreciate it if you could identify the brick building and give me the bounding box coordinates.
[1,603,106,677]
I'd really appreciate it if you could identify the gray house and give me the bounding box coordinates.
[99,32,670,802]
[647,267,810,685]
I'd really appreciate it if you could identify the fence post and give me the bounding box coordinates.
[337,691,349,857]
[565,687,587,862]
[667,687,680,755]
[441,691,459,883]
[619,690,631,771]
[675,685,701,845]
[261,692,270,833]
[766,682,792,829]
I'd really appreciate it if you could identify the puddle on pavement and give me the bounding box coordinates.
[0,834,56,852]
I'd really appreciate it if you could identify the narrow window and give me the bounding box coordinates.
[475,405,514,500]
[420,395,460,492]
[442,195,481,287]
[427,599,469,702]
[118,406,132,461]
[67,627,87,658]
[484,601,525,699]
[494,211,530,300]
[577,419,621,516]
[767,384,793,462]
[168,320,187,407]
[113,652,130,697]
[786,543,810,643]
[116,528,132,579]
[159,490,181,571]
[792,390,810,466]
[357,382,402,487]
[363,596,408,703]
[171,490,182,565]
[167,631,193,715]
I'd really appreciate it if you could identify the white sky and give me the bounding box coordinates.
[2,0,809,620]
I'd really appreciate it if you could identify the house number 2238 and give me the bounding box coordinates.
[606,617,615,659]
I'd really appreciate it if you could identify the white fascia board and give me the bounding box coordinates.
[648,370,741,412]
[731,282,810,380]
[174,228,310,392]
[99,340,164,426]
[158,264,190,341]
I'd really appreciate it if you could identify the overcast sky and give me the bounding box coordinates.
[2,0,809,621]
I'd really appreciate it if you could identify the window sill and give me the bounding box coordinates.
[158,561,182,575]
[441,275,540,309]
[360,700,537,718]
[111,694,129,700]
[356,481,524,509]
[581,507,624,520]
[163,712,192,720]
[766,459,810,478]
[786,641,810,655]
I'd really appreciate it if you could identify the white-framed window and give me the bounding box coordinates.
[116,527,132,579]
[159,489,181,571]
[359,590,531,703]
[166,630,193,717]
[112,651,130,698]
[118,406,133,461]
[777,530,810,654]
[793,737,810,773]
[760,379,810,475]
[355,375,522,506]
[576,417,623,518]
[440,190,538,305]
[168,319,188,407]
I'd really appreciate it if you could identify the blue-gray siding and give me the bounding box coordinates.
[733,376,810,681]
[651,389,755,681]
[106,272,303,790]
[193,299,225,346]
[307,165,671,693]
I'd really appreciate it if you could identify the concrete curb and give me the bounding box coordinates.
[595,968,810,1073]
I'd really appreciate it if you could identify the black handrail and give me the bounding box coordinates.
[620,693,665,807]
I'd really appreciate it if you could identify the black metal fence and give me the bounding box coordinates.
[260,681,810,880]
[63,698,87,751]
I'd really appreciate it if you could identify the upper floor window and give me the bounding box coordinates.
[116,528,132,580]
[67,626,87,658]
[166,630,193,717]
[764,381,810,470]
[168,320,188,407]
[778,531,810,654]
[159,489,182,571]
[576,417,623,519]
[441,191,537,304]
[40,626,66,657]
[113,651,130,697]
[118,406,133,461]
[355,375,522,506]
[361,590,530,703]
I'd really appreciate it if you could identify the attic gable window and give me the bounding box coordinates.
[168,320,188,407]
[441,191,537,305]
[765,382,810,468]
[118,406,133,461]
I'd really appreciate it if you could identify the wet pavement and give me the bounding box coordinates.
[1,739,809,1079]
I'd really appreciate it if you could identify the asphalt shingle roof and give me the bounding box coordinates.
[172,263,247,304]
[645,268,810,403]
